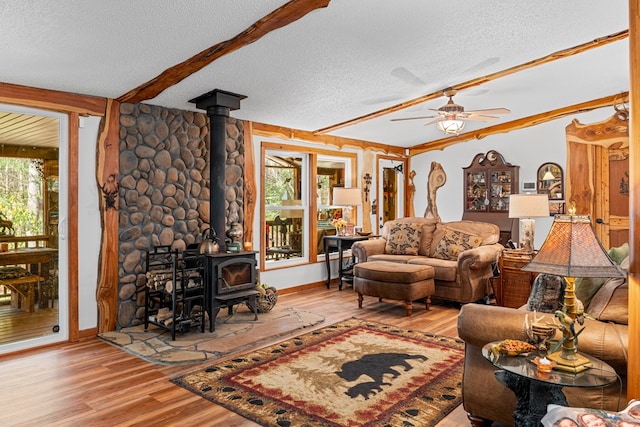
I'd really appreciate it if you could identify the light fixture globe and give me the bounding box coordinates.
[436,119,465,135]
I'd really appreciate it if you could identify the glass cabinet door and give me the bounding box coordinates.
[490,170,512,212]
[465,171,487,211]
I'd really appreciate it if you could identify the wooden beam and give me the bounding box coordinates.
[409,93,629,156]
[95,98,120,333]
[252,121,405,156]
[315,30,628,135]
[0,82,107,117]
[118,0,331,104]
[627,0,639,401]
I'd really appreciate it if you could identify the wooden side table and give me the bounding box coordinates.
[494,250,537,308]
[323,235,372,290]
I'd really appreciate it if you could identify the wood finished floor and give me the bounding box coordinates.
[0,285,473,427]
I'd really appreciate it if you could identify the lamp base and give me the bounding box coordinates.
[519,218,535,253]
[547,351,592,373]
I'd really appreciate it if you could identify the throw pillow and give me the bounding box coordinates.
[384,223,422,255]
[608,242,629,265]
[575,243,629,307]
[586,275,628,324]
[574,276,606,308]
[432,229,482,261]
[526,274,565,313]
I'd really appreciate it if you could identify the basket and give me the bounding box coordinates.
[246,286,278,313]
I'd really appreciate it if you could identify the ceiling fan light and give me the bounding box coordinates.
[436,119,465,135]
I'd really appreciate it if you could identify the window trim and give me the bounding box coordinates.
[260,141,357,271]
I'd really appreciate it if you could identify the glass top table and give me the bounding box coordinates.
[481,341,618,427]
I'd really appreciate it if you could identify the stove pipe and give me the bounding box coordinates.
[189,89,246,253]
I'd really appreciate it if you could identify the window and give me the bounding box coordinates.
[0,158,44,236]
[261,143,356,269]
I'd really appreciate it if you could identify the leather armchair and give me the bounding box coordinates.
[457,304,628,426]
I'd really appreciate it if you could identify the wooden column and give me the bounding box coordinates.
[627,0,639,400]
[95,99,120,333]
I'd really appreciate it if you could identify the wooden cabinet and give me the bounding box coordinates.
[494,250,537,308]
[462,150,520,245]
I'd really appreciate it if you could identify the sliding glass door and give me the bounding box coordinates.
[0,104,68,353]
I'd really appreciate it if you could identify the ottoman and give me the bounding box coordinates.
[353,261,435,316]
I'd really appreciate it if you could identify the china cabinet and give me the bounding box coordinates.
[462,150,519,245]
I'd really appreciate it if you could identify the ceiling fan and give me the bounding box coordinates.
[391,88,510,135]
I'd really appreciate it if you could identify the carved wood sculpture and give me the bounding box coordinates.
[243,122,257,245]
[407,170,416,217]
[424,162,446,221]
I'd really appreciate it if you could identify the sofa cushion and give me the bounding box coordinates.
[586,275,628,324]
[408,257,457,282]
[384,222,423,255]
[431,229,482,261]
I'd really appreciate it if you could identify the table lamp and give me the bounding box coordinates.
[332,187,361,234]
[508,193,550,253]
[521,211,625,372]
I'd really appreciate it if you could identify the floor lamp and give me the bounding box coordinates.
[522,213,625,372]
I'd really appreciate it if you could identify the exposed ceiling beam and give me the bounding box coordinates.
[118,0,331,104]
[408,92,629,156]
[252,122,405,156]
[315,30,629,135]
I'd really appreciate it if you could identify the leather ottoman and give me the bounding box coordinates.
[353,261,435,316]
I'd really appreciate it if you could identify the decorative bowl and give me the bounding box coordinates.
[356,231,372,236]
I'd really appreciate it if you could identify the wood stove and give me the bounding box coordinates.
[203,251,258,331]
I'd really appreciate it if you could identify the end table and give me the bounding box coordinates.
[323,234,372,290]
[482,341,618,427]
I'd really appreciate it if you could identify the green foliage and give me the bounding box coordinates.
[0,158,43,235]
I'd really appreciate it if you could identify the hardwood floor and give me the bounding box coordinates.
[0,285,472,427]
[0,302,59,345]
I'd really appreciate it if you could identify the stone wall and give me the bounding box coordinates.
[117,102,245,327]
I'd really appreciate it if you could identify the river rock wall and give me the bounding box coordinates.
[117,102,245,327]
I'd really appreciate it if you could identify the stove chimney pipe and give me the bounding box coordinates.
[189,89,246,253]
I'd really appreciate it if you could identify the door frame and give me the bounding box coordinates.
[0,103,70,353]
[376,155,407,232]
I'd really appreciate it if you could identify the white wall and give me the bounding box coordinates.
[410,107,617,249]
[77,116,101,330]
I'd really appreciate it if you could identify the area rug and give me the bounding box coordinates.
[99,304,325,365]
[172,318,464,427]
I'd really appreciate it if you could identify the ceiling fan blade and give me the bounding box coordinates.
[390,115,438,122]
[423,118,444,126]
[461,115,500,122]
[465,107,511,115]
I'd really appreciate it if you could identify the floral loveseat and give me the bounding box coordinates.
[351,217,503,304]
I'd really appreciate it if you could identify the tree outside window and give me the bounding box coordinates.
[0,158,43,236]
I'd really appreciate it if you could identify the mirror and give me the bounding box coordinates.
[537,162,564,214]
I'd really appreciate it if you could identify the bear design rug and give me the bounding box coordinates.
[172,318,464,427]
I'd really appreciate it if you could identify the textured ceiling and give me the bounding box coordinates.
[0,0,630,148]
